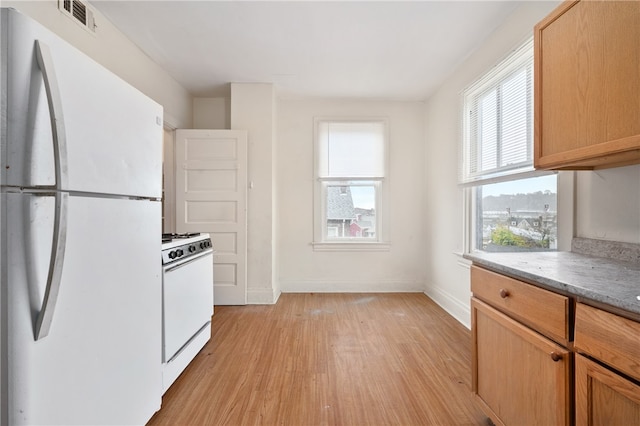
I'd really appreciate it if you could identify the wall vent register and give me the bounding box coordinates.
[58,0,96,33]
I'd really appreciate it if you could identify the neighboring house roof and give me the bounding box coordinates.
[517,219,532,230]
[356,220,373,230]
[327,186,356,220]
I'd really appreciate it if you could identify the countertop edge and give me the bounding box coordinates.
[464,251,640,319]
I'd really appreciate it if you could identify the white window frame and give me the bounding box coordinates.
[460,38,574,254]
[461,38,538,186]
[312,117,390,251]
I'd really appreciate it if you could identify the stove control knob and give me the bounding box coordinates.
[176,249,184,257]
[200,242,205,249]
[169,251,177,259]
[189,245,196,253]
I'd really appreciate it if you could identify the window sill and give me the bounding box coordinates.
[312,241,391,252]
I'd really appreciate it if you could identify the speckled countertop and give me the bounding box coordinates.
[464,239,640,318]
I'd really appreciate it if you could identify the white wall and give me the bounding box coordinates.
[576,165,640,244]
[193,97,229,129]
[423,1,561,328]
[277,98,426,292]
[231,84,279,303]
[4,0,192,128]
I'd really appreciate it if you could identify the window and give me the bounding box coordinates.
[473,175,557,252]
[313,119,389,249]
[462,38,558,253]
[461,38,534,185]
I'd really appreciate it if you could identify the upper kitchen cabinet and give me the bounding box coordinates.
[534,0,640,170]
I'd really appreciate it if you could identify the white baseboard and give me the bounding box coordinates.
[279,279,425,293]
[247,287,281,304]
[424,286,471,329]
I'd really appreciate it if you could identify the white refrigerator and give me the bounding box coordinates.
[1,8,163,425]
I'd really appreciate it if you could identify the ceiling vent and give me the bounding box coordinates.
[59,0,96,33]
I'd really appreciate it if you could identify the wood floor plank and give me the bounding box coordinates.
[148,293,488,425]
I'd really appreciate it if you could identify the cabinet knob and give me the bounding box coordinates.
[499,289,510,299]
[550,352,562,362]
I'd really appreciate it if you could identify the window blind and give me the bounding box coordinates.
[318,121,385,178]
[460,38,534,185]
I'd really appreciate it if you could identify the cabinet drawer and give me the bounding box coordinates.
[471,265,569,344]
[575,303,640,382]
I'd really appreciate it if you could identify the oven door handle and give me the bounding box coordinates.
[164,249,213,273]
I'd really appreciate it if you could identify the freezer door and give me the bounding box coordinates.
[5,192,162,425]
[1,9,162,198]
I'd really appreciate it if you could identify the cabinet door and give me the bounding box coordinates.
[472,298,572,426]
[534,0,640,169]
[576,354,640,426]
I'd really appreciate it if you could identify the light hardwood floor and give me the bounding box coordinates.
[148,293,488,425]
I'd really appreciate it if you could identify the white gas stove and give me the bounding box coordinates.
[161,233,213,393]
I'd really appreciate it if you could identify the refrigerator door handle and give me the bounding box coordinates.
[33,39,69,340]
[35,39,69,190]
[34,191,69,340]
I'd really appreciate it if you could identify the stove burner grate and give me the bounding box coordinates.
[162,232,201,243]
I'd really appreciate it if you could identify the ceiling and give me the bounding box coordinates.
[90,1,527,100]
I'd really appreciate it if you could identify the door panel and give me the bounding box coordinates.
[576,354,640,425]
[163,252,214,362]
[5,192,162,425]
[175,129,248,305]
[472,298,571,426]
[4,9,163,197]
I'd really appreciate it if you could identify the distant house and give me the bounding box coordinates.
[354,208,376,238]
[515,218,532,230]
[326,187,375,238]
[349,221,364,237]
[326,186,356,238]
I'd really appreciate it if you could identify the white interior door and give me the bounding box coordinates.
[175,129,248,305]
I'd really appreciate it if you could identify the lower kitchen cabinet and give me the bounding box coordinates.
[471,265,572,426]
[471,298,572,426]
[574,302,640,425]
[470,264,640,425]
[575,354,640,425]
